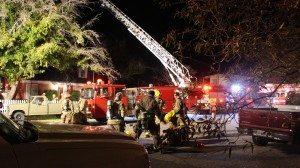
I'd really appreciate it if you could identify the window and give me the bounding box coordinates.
[97,88,109,97]
[211,79,218,85]
[0,113,38,144]
[32,97,44,104]
[82,88,94,99]
[78,68,88,78]
[115,88,126,96]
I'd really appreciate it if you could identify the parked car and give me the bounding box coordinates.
[6,96,61,121]
[0,108,150,168]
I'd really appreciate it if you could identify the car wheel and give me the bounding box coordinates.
[13,111,25,121]
[252,135,268,146]
[13,111,25,122]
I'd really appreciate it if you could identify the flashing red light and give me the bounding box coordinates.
[87,81,92,85]
[97,79,102,84]
[203,85,211,90]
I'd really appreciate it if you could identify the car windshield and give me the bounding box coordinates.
[0,112,20,130]
[82,88,94,99]
[0,112,36,144]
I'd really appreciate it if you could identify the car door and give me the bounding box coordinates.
[12,138,150,168]
[239,109,269,129]
[269,110,292,133]
[0,136,18,168]
[29,97,47,115]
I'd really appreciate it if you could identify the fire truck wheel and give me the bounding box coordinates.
[96,118,107,123]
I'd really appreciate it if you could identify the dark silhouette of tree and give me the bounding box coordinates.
[155,0,300,156]
[158,0,300,86]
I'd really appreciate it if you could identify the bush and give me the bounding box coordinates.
[42,90,80,101]
[43,90,58,100]
[71,90,80,101]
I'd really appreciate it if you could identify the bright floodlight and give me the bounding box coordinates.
[52,83,59,90]
[231,84,241,92]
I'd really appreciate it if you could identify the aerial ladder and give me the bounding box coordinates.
[99,0,191,87]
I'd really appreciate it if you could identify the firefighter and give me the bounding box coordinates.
[164,90,185,129]
[74,91,88,124]
[60,93,74,123]
[107,92,126,132]
[210,98,217,119]
[145,89,165,138]
[134,90,161,149]
[154,89,166,119]
[154,90,166,134]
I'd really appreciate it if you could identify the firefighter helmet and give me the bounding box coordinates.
[154,90,161,97]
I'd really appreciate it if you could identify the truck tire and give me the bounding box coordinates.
[13,111,25,122]
[252,136,268,146]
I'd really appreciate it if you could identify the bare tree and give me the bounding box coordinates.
[158,0,300,87]
[156,0,300,155]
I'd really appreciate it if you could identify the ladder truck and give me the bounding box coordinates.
[98,0,210,115]
[99,0,191,87]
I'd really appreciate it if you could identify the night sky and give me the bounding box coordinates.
[95,0,173,40]
[35,0,211,86]
[94,0,177,86]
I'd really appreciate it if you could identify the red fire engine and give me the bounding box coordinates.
[80,79,127,122]
[259,83,300,105]
[185,85,212,114]
[127,85,212,114]
[127,85,178,113]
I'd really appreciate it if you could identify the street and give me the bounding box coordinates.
[149,142,300,168]
[125,113,300,168]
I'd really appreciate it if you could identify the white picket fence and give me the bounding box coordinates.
[0,99,27,115]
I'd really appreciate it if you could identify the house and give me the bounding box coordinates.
[0,66,108,100]
[1,80,85,100]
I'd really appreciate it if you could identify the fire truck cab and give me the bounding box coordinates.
[80,80,127,122]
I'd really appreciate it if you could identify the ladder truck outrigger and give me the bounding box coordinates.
[99,0,210,113]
